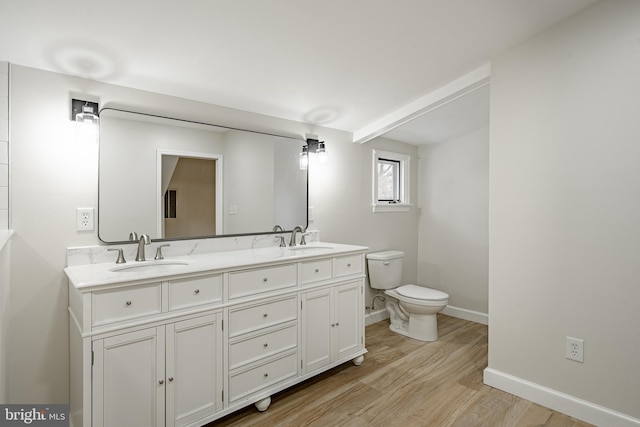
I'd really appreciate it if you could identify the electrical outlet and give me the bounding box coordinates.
[76,208,94,231]
[566,337,584,362]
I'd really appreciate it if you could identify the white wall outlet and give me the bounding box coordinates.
[76,208,94,231]
[566,337,584,362]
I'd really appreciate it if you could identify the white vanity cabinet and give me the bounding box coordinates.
[92,314,223,427]
[301,280,364,373]
[67,244,367,427]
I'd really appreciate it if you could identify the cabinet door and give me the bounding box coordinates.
[335,281,363,360]
[166,314,223,427]
[301,287,332,373]
[93,327,165,427]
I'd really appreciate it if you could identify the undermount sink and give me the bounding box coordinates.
[288,245,335,251]
[109,260,191,273]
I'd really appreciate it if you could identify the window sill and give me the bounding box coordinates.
[372,204,412,213]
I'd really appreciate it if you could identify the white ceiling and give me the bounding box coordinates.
[0,0,596,144]
[384,83,490,145]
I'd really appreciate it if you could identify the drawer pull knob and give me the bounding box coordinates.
[262,277,268,282]
[263,373,269,378]
[331,323,335,327]
[168,377,174,382]
[194,289,200,294]
[263,313,268,318]
[347,263,351,267]
[263,343,268,348]
[125,301,132,306]
[336,322,340,327]
[159,380,164,385]
[315,269,319,273]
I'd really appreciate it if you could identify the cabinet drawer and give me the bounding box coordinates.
[300,258,332,285]
[334,254,363,278]
[228,264,297,299]
[92,283,161,327]
[228,296,297,338]
[228,351,298,402]
[229,323,297,370]
[167,274,222,311]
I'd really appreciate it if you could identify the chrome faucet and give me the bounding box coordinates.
[289,226,303,247]
[135,234,151,261]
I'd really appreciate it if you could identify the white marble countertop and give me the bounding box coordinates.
[65,242,368,290]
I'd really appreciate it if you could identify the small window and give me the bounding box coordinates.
[372,149,411,212]
[377,158,401,202]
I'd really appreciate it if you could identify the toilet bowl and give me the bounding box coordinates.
[367,251,449,342]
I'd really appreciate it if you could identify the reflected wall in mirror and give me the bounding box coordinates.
[99,108,308,243]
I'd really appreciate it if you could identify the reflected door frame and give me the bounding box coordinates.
[156,149,224,238]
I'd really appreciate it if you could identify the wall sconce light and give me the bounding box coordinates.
[300,138,327,170]
[71,99,99,125]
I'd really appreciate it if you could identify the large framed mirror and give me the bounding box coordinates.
[98,108,308,243]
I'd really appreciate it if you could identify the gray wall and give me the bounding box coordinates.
[418,127,489,316]
[488,0,640,418]
[5,65,419,404]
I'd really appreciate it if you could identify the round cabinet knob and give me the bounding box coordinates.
[168,377,174,382]
[263,343,269,348]
[315,269,319,273]
[347,263,351,267]
[159,380,164,385]
[263,373,269,378]
[125,301,132,306]
[262,277,268,283]
[263,313,268,318]
[194,289,200,294]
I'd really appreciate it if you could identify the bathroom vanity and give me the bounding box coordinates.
[66,243,367,427]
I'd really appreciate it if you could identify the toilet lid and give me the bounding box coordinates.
[396,285,449,301]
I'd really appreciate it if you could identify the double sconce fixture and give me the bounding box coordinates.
[71,99,99,125]
[300,138,327,170]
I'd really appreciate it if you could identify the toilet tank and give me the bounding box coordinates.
[366,250,404,290]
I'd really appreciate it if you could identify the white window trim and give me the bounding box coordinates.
[372,149,412,213]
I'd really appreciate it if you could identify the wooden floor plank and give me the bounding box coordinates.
[211,315,594,427]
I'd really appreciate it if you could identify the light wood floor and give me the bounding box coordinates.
[211,315,594,427]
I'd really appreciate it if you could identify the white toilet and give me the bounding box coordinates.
[367,250,449,342]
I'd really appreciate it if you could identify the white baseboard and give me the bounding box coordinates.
[441,305,488,325]
[366,306,488,326]
[365,308,389,326]
[484,368,640,427]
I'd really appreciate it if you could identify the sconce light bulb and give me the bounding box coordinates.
[299,145,309,170]
[316,142,327,166]
[76,105,99,126]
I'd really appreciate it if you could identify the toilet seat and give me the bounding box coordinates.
[396,284,448,301]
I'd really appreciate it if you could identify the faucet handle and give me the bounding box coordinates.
[107,248,126,264]
[275,236,286,247]
[300,233,309,246]
[128,232,139,241]
[155,244,170,260]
